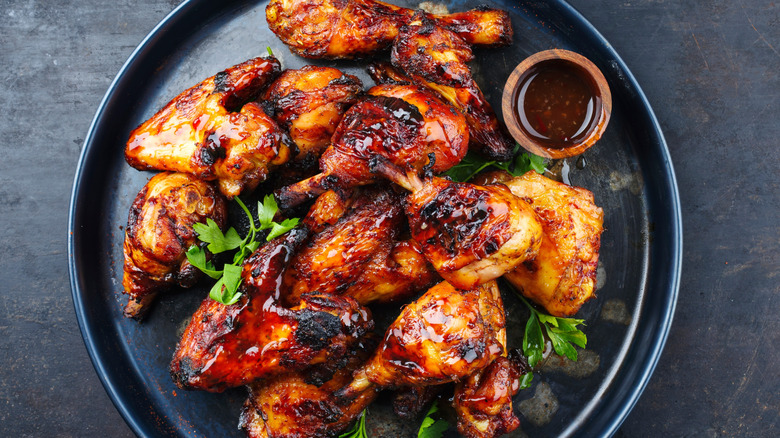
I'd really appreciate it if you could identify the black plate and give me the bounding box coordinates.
[68,0,682,436]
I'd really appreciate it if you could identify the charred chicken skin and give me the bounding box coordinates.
[125,56,293,197]
[170,228,373,392]
[122,172,227,319]
[275,84,468,208]
[392,19,515,161]
[240,338,378,438]
[338,280,505,398]
[266,0,512,60]
[370,157,543,290]
[263,66,363,166]
[478,170,604,316]
[284,186,436,307]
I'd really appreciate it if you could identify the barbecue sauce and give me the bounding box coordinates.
[513,60,600,149]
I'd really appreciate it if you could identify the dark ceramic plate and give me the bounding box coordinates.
[68,0,682,436]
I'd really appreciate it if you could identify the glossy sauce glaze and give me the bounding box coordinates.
[513,60,600,148]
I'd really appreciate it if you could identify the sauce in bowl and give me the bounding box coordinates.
[503,50,611,159]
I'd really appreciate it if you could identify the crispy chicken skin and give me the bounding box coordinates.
[392,19,515,161]
[338,281,505,398]
[266,0,512,60]
[263,66,363,166]
[275,84,468,208]
[453,357,521,438]
[480,170,604,317]
[240,339,378,438]
[122,172,227,319]
[284,187,436,306]
[170,228,373,392]
[125,57,293,197]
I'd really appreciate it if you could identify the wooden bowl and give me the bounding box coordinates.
[502,49,612,159]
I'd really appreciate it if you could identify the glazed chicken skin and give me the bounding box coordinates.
[240,338,378,438]
[454,356,521,438]
[478,170,604,316]
[170,227,373,392]
[125,56,293,197]
[370,157,543,290]
[263,66,362,167]
[266,0,512,59]
[392,19,515,161]
[338,280,505,398]
[275,84,468,208]
[284,186,437,307]
[122,172,227,319]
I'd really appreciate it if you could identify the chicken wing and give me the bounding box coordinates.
[480,170,604,316]
[338,280,505,398]
[392,19,515,161]
[263,66,363,167]
[284,186,437,307]
[266,0,512,59]
[240,338,378,438]
[122,172,227,319]
[275,84,468,208]
[125,56,293,197]
[170,228,373,392]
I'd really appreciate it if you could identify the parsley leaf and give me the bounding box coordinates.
[185,246,222,279]
[518,371,534,390]
[444,145,546,183]
[339,410,368,438]
[418,401,449,438]
[187,195,300,305]
[515,292,587,366]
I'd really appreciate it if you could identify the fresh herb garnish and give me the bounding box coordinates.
[339,410,368,438]
[266,46,274,57]
[518,371,534,390]
[444,145,546,183]
[418,400,449,438]
[186,195,299,305]
[515,293,587,368]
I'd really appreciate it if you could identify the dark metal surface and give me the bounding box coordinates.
[0,0,777,437]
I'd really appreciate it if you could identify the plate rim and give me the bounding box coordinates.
[68,0,683,436]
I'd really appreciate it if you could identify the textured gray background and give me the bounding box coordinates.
[0,0,778,436]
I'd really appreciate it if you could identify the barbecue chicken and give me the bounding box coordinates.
[275,84,468,208]
[266,0,512,59]
[262,66,362,167]
[391,18,515,161]
[477,170,604,316]
[122,172,227,319]
[125,56,293,197]
[170,228,373,392]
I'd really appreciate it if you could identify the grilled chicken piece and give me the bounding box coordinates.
[266,0,512,60]
[480,170,604,316]
[392,385,444,421]
[240,338,378,438]
[122,172,227,319]
[125,56,293,197]
[170,228,373,392]
[370,159,542,290]
[338,280,505,398]
[276,84,468,208]
[284,186,437,306]
[392,19,515,161]
[453,356,521,438]
[263,66,363,167]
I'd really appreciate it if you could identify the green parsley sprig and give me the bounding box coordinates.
[515,292,587,369]
[444,145,546,183]
[339,410,368,438]
[186,195,299,305]
[418,401,449,438]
